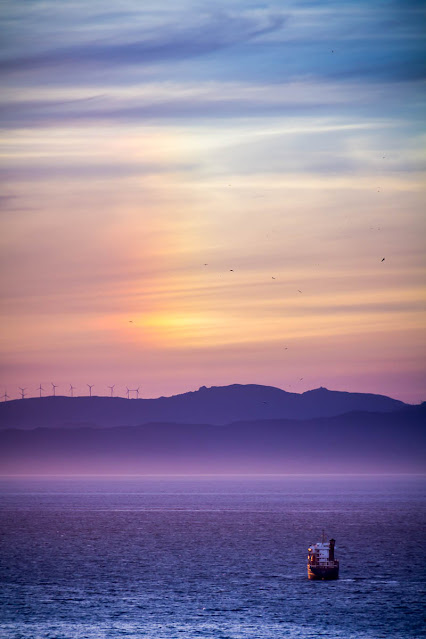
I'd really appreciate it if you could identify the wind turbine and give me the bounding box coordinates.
[87,384,94,397]
[108,385,115,398]
[19,387,26,399]
[126,387,130,400]
[135,386,140,399]
[69,384,75,397]
[37,383,44,398]
[51,383,58,397]
[2,390,9,402]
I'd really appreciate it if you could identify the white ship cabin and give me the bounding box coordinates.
[308,539,337,566]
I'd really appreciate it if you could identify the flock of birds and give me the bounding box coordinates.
[9,249,388,401]
[125,255,386,325]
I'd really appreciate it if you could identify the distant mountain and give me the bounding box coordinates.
[0,403,424,475]
[0,384,409,430]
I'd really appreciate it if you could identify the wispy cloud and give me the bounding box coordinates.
[0,11,286,73]
[0,160,194,181]
[1,2,424,85]
[2,78,424,130]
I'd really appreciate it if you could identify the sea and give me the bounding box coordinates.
[0,475,424,639]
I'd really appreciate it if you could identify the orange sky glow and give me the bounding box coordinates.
[1,3,425,403]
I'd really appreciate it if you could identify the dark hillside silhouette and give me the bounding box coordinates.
[0,384,409,430]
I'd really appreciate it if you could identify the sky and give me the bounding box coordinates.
[0,0,425,403]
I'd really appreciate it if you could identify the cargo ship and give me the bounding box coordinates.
[307,532,339,580]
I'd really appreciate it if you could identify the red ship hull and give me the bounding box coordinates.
[307,564,339,580]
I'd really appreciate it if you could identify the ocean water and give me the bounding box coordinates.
[0,475,424,639]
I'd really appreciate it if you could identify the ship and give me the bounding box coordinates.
[307,532,339,580]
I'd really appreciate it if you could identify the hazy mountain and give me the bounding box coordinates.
[0,384,409,430]
[0,403,424,475]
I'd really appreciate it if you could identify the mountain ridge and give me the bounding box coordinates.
[1,403,424,474]
[0,383,410,429]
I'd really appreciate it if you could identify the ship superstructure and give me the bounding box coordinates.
[307,533,339,580]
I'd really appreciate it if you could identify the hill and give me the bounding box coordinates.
[0,384,409,429]
[0,403,424,475]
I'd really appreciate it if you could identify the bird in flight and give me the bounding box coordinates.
[230,269,234,272]
[381,258,385,262]
[272,277,276,280]
[297,289,302,293]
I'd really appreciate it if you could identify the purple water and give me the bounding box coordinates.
[0,475,425,638]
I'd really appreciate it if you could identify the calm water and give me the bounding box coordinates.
[0,476,424,639]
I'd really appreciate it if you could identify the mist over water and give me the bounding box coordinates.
[0,475,424,639]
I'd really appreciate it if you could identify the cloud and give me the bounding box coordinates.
[1,1,424,89]
[0,160,194,182]
[0,195,17,207]
[0,11,286,73]
[0,77,417,129]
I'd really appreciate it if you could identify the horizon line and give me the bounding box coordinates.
[1,382,421,405]
[1,473,425,479]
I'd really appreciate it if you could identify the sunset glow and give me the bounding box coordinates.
[1,0,425,402]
